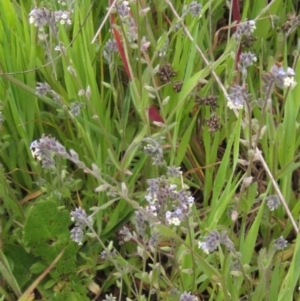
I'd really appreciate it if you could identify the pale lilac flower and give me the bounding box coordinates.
[54,10,72,25]
[29,7,71,27]
[198,241,210,254]
[29,8,53,27]
[103,39,119,61]
[70,102,85,116]
[118,226,133,244]
[36,82,62,105]
[30,136,67,157]
[179,292,197,301]
[70,207,93,245]
[274,236,288,250]
[144,176,194,226]
[227,84,249,110]
[70,207,93,227]
[238,52,257,69]
[143,138,164,166]
[70,226,84,245]
[266,195,281,211]
[148,232,159,247]
[36,82,51,95]
[135,211,146,237]
[189,2,202,17]
[198,230,220,253]
[238,52,257,81]
[167,166,182,177]
[116,1,130,17]
[271,65,296,89]
[198,230,235,253]
[235,20,256,41]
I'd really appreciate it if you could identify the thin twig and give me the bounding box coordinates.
[91,0,118,44]
[258,150,299,232]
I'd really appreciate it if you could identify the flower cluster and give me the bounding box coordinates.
[143,137,164,166]
[262,65,297,93]
[54,10,72,25]
[235,20,256,42]
[227,84,250,110]
[271,65,296,89]
[266,195,281,211]
[36,82,62,105]
[182,1,202,18]
[70,207,93,245]
[115,1,130,17]
[31,136,66,158]
[274,236,288,250]
[167,166,182,178]
[70,101,85,116]
[29,7,72,27]
[238,52,257,82]
[188,1,202,18]
[100,241,117,259]
[118,226,133,244]
[30,136,66,168]
[111,0,138,44]
[179,292,198,301]
[198,230,235,254]
[103,39,119,61]
[144,173,194,226]
[238,52,257,69]
[30,135,86,169]
[135,211,146,237]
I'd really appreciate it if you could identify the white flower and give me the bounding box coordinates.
[103,294,117,301]
[283,76,296,88]
[198,241,209,254]
[187,196,194,204]
[145,193,152,202]
[169,217,181,226]
[248,20,256,32]
[227,97,244,110]
[286,67,295,76]
[146,205,157,216]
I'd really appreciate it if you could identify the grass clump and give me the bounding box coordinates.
[0,0,300,300]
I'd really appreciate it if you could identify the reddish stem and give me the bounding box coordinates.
[109,0,163,123]
[148,105,164,123]
[109,0,132,79]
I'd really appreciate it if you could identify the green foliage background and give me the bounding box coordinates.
[0,0,299,300]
